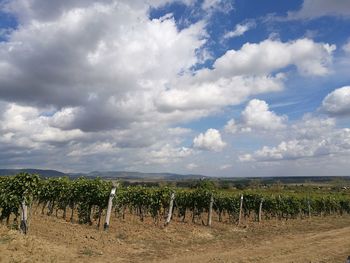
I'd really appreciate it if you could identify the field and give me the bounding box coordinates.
[1,211,350,263]
[1,173,350,262]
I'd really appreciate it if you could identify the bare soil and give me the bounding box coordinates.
[1,211,350,263]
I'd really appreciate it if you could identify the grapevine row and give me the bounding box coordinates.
[1,173,350,231]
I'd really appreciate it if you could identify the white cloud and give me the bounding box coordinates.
[219,164,232,170]
[214,38,336,77]
[291,115,336,140]
[241,99,287,131]
[186,163,198,170]
[343,40,350,53]
[155,74,284,114]
[0,0,344,173]
[224,99,287,133]
[201,0,233,13]
[241,129,350,162]
[223,21,255,39]
[239,115,349,162]
[144,144,193,164]
[193,128,226,152]
[0,101,196,170]
[224,119,238,134]
[0,1,207,130]
[0,8,334,141]
[321,86,350,116]
[167,127,192,136]
[288,0,350,20]
[67,142,119,157]
[0,104,85,145]
[1,0,193,22]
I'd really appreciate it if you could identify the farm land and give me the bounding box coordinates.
[1,173,350,263]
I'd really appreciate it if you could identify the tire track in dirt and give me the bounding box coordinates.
[160,226,350,263]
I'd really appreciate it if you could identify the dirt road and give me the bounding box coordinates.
[1,213,350,263]
[161,225,350,263]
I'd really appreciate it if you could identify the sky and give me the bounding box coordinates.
[0,0,350,177]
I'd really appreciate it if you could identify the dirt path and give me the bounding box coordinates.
[161,225,350,263]
[1,213,350,263]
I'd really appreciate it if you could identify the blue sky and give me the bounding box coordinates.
[0,0,350,176]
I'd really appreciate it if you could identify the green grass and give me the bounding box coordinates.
[0,235,13,244]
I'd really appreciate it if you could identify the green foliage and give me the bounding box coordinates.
[2,173,350,228]
[0,173,39,221]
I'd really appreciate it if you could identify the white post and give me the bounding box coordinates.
[20,200,28,234]
[238,194,244,225]
[104,187,116,231]
[258,198,264,222]
[207,194,214,227]
[165,192,175,226]
[308,199,311,219]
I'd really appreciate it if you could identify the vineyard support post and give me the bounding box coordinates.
[104,187,116,231]
[238,194,244,225]
[308,199,311,219]
[165,192,175,226]
[20,200,28,234]
[207,194,214,227]
[70,203,75,223]
[258,198,264,222]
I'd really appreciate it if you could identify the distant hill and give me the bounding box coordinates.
[69,171,207,181]
[0,169,67,177]
[0,168,206,181]
[1,169,349,184]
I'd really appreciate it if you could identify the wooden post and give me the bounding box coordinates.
[238,194,244,225]
[165,192,175,226]
[70,203,75,223]
[104,187,116,231]
[307,199,311,219]
[207,194,214,227]
[20,200,28,234]
[258,198,264,222]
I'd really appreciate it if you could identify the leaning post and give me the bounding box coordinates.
[258,198,264,223]
[207,193,214,227]
[238,194,244,226]
[104,184,117,231]
[165,192,175,226]
[20,200,28,234]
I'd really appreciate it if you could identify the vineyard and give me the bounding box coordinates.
[1,173,350,234]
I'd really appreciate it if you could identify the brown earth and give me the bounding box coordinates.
[1,211,350,263]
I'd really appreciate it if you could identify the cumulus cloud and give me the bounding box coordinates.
[241,99,287,131]
[1,0,192,22]
[144,144,193,164]
[0,0,341,171]
[219,164,232,170]
[224,119,238,134]
[223,21,255,39]
[239,115,348,162]
[241,130,350,162]
[0,101,195,170]
[155,74,285,114]
[0,2,207,125]
[291,115,336,140]
[287,0,350,20]
[201,0,233,13]
[186,163,198,170]
[321,86,350,116]
[0,104,85,146]
[214,38,336,77]
[225,99,287,133]
[343,40,350,53]
[193,128,226,151]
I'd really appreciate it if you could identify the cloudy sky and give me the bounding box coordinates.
[0,0,350,176]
